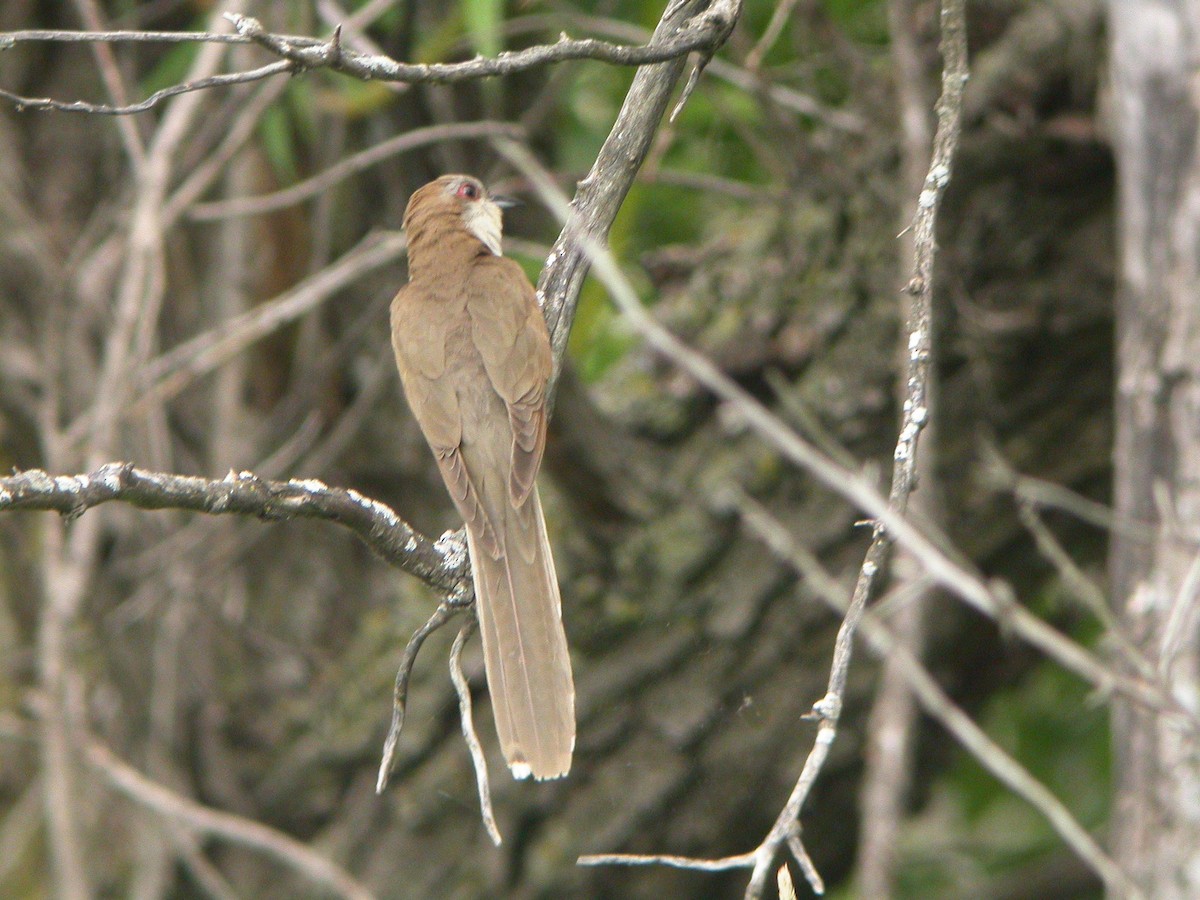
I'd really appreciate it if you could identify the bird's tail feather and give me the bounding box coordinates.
[465,487,574,779]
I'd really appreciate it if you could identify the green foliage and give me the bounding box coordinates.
[139,41,201,97]
[461,0,504,59]
[894,652,1111,896]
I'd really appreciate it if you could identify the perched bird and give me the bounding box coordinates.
[390,174,574,780]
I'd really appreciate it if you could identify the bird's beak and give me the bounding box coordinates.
[492,195,522,210]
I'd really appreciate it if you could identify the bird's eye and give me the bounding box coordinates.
[457,182,480,200]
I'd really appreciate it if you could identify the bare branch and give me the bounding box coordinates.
[0,3,738,117]
[510,43,1191,723]
[225,9,733,83]
[579,851,756,871]
[0,61,293,116]
[0,28,252,45]
[733,502,1143,900]
[0,463,468,594]
[376,597,466,792]
[448,619,502,847]
[87,740,376,900]
[64,230,408,447]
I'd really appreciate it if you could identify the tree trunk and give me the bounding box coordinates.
[1109,3,1200,896]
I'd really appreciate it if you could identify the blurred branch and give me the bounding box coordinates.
[729,496,1143,900]
[0,60,293,116]
[855,0,936,892]
[64,230,408,447]
[190,121,524,221]
[0,463,469,595]
[532,12,866,131]
[0,0,739,117]
[87,740,375,900]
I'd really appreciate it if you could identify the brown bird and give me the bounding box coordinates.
[390,174,574,780]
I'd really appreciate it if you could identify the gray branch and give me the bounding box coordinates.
[0,4,737,117]
[0,463,469,595]
[225,10,732,84]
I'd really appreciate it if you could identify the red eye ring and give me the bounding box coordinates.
[456,182,480,200]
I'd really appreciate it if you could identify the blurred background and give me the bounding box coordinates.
[0,0,1120,897]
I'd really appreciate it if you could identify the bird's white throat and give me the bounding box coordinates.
[462,201,504,255]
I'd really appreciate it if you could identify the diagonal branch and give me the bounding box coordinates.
[87,740,375,900]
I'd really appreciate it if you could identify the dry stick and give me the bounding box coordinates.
[0,61,294,115]
[730,495,1143,900]
[225,8,735,84]
[537,0,730,388]
[376,598,466,792]
[86,741,375,900]
[448,618,503,846]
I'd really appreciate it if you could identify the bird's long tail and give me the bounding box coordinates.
[465,487,574,779]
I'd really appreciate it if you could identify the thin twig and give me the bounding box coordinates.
[448,618,502,846]
[376,598,466,792]
[0,61,294,115]
[786,822,824,895]
[744,0,803,71]
[532,0,733,387]
[0,28,253,44]
[579,851,756,871]
[87,740,376,900]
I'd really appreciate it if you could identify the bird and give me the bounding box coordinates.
[390,174,574,780]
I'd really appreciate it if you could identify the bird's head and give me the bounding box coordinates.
[402,174,519,257]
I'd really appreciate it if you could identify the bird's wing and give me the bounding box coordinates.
[392,286,502,557]
[467,257,553,509]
